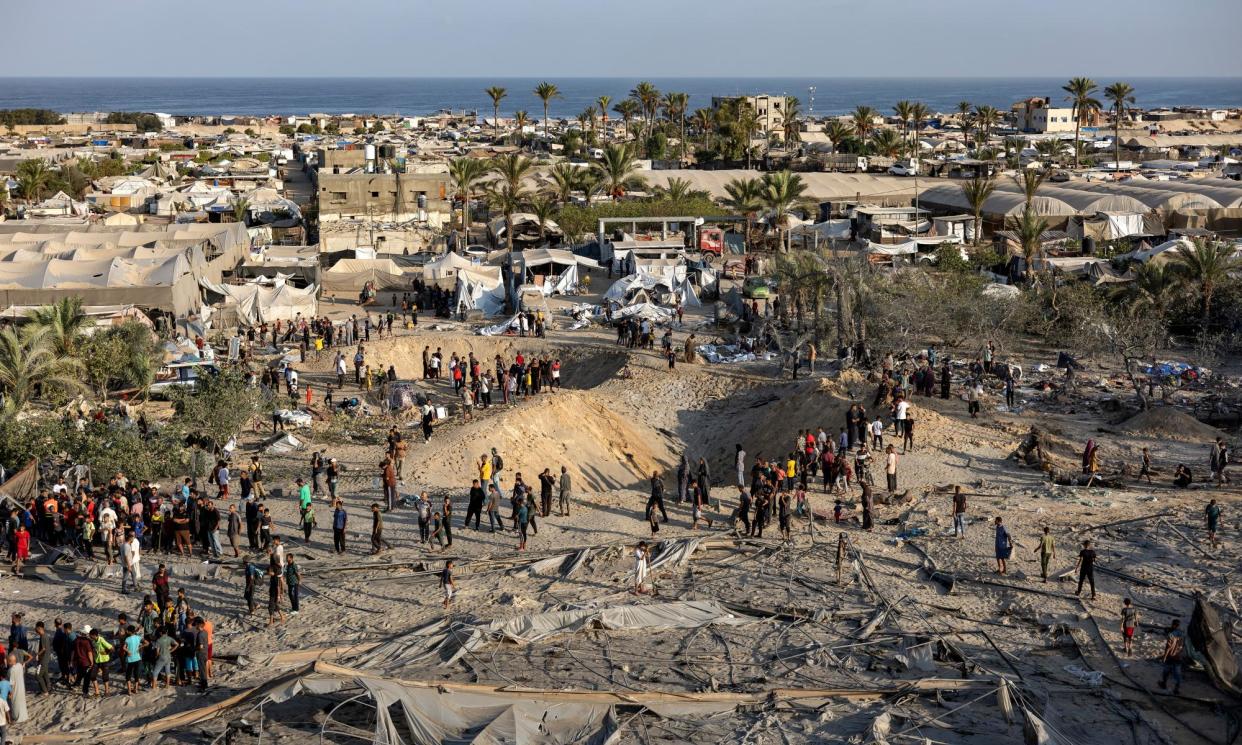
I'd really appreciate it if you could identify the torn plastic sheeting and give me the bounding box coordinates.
[521,548,592,578]
[1022,705,1066,745]
[276,409,313,428]
[265,433,305,454]
[698,344,758,364]
[489,599,753,645]
[646,537,702,571]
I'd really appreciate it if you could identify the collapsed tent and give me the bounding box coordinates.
[200,277,319,325]
[455,270,507,316]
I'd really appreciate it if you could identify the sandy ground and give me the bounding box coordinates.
[4,279,1241,744]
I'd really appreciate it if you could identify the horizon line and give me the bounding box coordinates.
[2,74,1239,81]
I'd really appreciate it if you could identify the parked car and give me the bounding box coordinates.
[742,276,772,299]
[888,159,921,177]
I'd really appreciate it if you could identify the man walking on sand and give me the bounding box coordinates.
[440,560,455,609]
[558,466,572,516]
[951,486,967,538]
[994,517,1012,575]
[1206,499,1222,547]
[1035,526,1055,582]
[1074,539,1097,600]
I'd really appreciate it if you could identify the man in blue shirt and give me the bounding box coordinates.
[994,517,1013,575]
[332,501,348,554]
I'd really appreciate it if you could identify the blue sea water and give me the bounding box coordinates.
[1,77,1239,119]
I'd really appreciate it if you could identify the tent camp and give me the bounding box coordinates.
[0,255,201,316]
[321,258,410,294]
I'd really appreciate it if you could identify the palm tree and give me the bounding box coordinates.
[760,170,809,252]
[870,129,902,158]
[594,143,646,199]
[959,176,996,246]
[0,324,87,412]
[613,100,640,144]
[736,101,760,169]
[956,101,973,148]
[448,156,490,238]
[15,159,51,202]
[782,97,802,147]
[652,176,708,202]
[596,95,612,144]
[973,105,1001,146]
[1012,169,1046,210]
[910,102,930,152]
[1104,82,1136,169]
[1035,138,1064,166]
[487,154,535,252]
[27,296,89,356]
[662,91,690,158]
[231,198,251,225]
[512,110,531,146]
[533,82,561,138]
[1003,136,1025,168]
[851,106,878,151]
[826,121,853,154]
[722,176,764,243]
[545,163,581,205]
[1062,77,1101,169]
[1171,238,1242,326]
[691,108,714,150]
[630,81,661,147]
[893,100,915,155]
[528,196,557,244]
[1116,262,1176,319]
[1013,207,1050,285]
[485,86,507,140]
[577,170,605,205]
[577,106,596,143]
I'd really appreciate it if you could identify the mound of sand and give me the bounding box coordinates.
[410,389,673,491]
[1119,406,1223,443]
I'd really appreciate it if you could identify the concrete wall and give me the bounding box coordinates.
[9,123,138,135]
[317,172,451,227]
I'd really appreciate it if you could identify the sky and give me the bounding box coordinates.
[6,0,1239,78]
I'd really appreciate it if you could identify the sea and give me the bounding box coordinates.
[1,77,1240,119]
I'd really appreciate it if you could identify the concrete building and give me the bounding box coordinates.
[1014,97,1101,134]
[316,171,451,226]
[712,94,789,140]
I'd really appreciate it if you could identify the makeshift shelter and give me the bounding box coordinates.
[321,258,409,294]
[517,248,597,296]
[453,269,507,316]
[200,277,319,325]
[422,251,477,280]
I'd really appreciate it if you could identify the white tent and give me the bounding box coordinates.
[422,251,477,280]
[454,271,507,316]
[201,277,319,324]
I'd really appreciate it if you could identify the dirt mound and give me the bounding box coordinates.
[410,389,673,492]
[1119,406,1223,443]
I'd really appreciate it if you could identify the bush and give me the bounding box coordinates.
[555,196,720,243]
[933,243,970,273]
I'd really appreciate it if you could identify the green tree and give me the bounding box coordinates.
[630,81,661,150]
[487,153,536,252]
[1013,207,1050,286]
[594,143,646,199]
[0,325,87,412]
[26,297,88,356]
[15,159,52,201]
[826,121,853,155]
[959,176,996,246]
[485,86,508,140]
[533,81,561,138]
[1171,239,1242,327]
[448,156,490,235]
[1012,168,1046,210]
[662,91,690,158]
[893,100,915,155]
[1104,81,1136,169]
[1062,77,1101,169]
[850,106,878,152]
[528,195,557,243]
[652,177,708,202]
[613,99,640,145]
[545,163,581,205]
[170,368,264,449]
[596,95,612,144]
[723,176,764,241]
[870,129,902,158]
[760,170,810,252]
[231,198,251,225]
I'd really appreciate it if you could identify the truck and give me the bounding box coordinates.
[824,154,868,173]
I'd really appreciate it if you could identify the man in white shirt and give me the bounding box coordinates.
[895,399,910,436]
[735,445,746,487]
[99,505,118,565]
[120,530,141,594]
